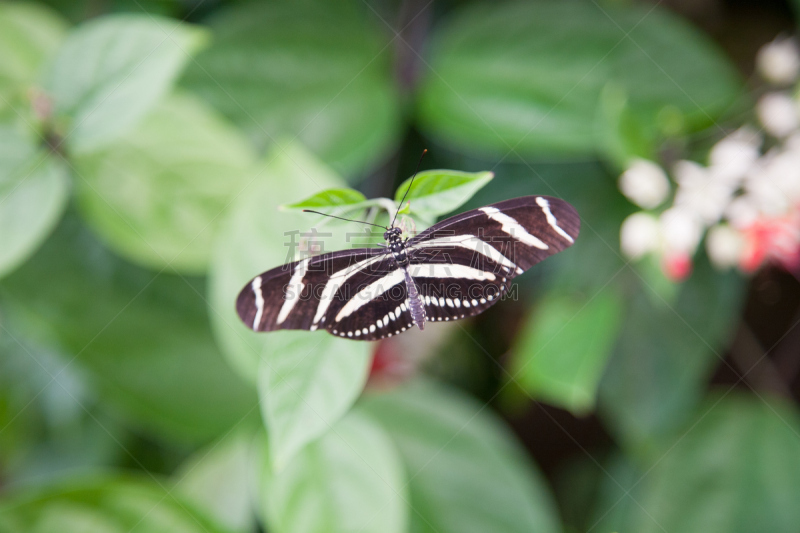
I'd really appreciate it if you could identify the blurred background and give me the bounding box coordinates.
[1,0,800,532]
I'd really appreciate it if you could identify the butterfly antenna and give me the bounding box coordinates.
[302,209,389,230]
[391,148,427,228]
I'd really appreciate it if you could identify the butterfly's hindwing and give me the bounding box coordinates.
[407,242,516,322]
[319,256,414,340]
[327,276,414,340]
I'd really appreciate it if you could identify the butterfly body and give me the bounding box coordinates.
[383,226,427,330]
[236,196,580,341]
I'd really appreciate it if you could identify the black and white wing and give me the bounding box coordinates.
[236,195,579,341]
[236,248,417,341]
[406,195,580,323]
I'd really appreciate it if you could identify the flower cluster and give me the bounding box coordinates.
[618,37,800,281]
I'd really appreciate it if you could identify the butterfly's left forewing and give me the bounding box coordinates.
[237,248,413,340]
[236,248,387,332]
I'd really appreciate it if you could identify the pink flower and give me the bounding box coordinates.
[739,209,800,272]
[662,252,693,281]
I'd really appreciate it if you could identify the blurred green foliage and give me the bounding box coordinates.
[512,288,624,416]
[182,0,402,175]
[0,0,796,532]
[0,475,230,532]
[417,1,743,161]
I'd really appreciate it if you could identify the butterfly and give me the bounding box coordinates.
[236,160,580,341]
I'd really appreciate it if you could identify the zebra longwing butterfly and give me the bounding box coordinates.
[236,193,580,341]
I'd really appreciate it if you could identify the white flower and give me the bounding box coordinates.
[620,212,660,259]
[746,148,800,211]
[708,127,761,185]
[673,160,734,225]
[785,131,800,152]
[771,147,800,202]
[757,92,800,138]
[706,224,744,269]
[660,207,703,254]
[618,159,671,209]
[746,174,791,216]
[673,159,706,187]
[756,37,800,85]
[726,195,760,228]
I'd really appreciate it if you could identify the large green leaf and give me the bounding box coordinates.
[259,336,369,469]
[417,1,742,157]
[635,393,800,533]
[182,0,401,175]
[0,124,69,279]
[43,14,208,153]
[260,411,407,533]
[573,453,649,533]
[597,261,746,456]
[511,288,624,416]
[173,430,259,533]
[209,143,373,378]
[73,92,256,274]
[0,475,231,533]
[0,216,256,444]
[209,143,372,464]
[360,379,562,533]
[0,2,67,99]
[394,170,494,223]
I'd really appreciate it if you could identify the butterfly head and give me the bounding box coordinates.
[383,226,402,242]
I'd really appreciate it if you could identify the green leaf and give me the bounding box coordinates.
[260,411,407,533]
[0,2,67,98]
[73,92,256,274]
[0,216,256,444]
[394,170,493,222]
[43,14,208,153]
[552,455,602,532]
[174,430,259,533]
[281,188,381,223]
[597,261,746,456]
[182,0,401,175]
[595,83,660,169]
[209,143,372,460]
[360,379,562,533]
[0,324,113,483]
[259,336,369,470]
[558,452,648,533]
[0,475,231,533]
[611,8,744,131]
[0,124,69,279]
[635,392,800,533]
[282,188,367,211]
[209,142,374,376]
[511,288,624,416]
[417,1,742,157]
